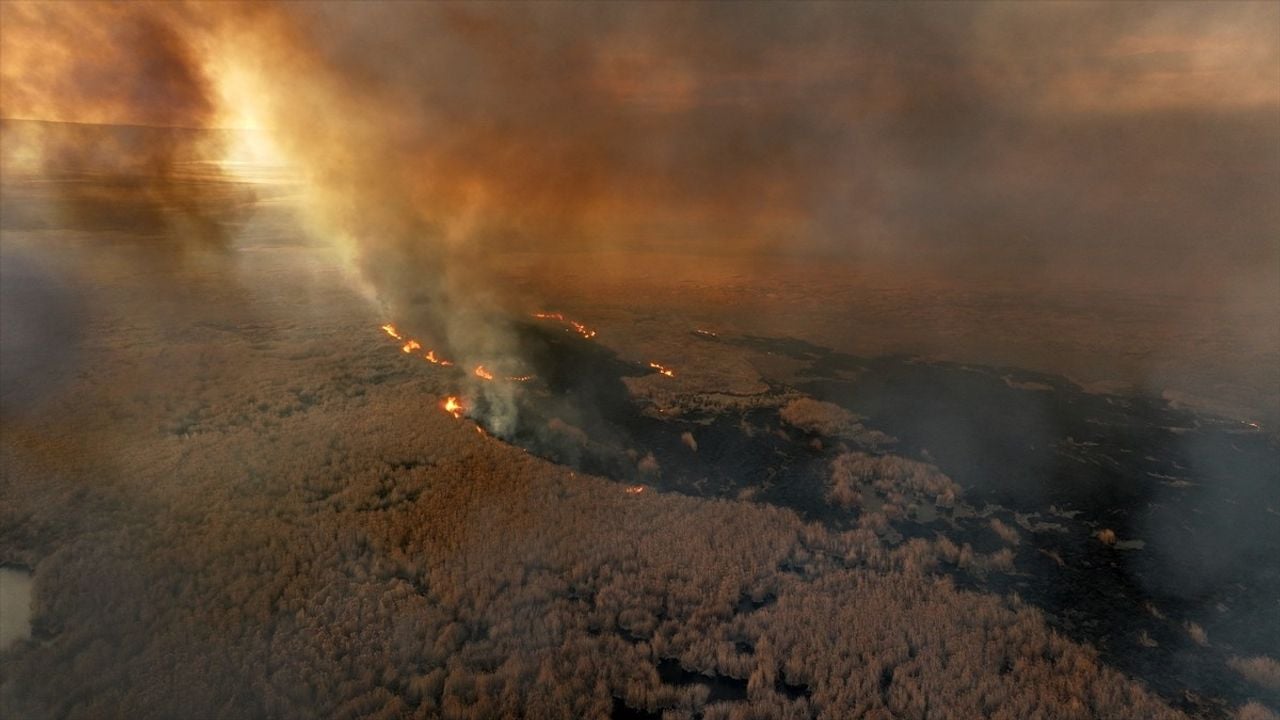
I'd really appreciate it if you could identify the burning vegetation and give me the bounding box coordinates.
[375,322,548,433]
[441,395,464,419]
[532,311,597,339]
[423,350,451,366]
[378,324,454,367]
[379,323,542,387]
[648,361,676,378]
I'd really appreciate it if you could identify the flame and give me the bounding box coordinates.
[624,485,646,495]
[648,361,675,378]
[377,323,459,366]
[375,323,519,380]
[423,349,454,366]
[533,311,597,339]
[442,396,464,419]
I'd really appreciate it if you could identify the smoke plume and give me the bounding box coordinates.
[3,1,1277,433]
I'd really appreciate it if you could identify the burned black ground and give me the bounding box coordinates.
[473,323,1280,716]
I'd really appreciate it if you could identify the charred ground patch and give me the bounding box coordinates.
[466,326,1280,716]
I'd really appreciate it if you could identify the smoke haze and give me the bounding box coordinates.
[4,2,1277,404]
[234,2,1280,282]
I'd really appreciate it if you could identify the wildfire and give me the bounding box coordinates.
[624,485,646,495]
[377,323,530,384]
[442,396,464,418]
[378,323,458,366]
[424,349,453,366]
[533,311,597,339]
[648,361,675,378]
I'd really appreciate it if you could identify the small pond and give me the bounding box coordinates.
[0,567,33,649]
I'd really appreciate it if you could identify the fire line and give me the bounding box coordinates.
[648,361,675,378]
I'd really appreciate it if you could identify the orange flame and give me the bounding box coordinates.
[375,323,518,378]
[533,311,597,339]
[423,349,454,366]
[624,485,646,495]
[648,361,675,378]
[442,396,464,418]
